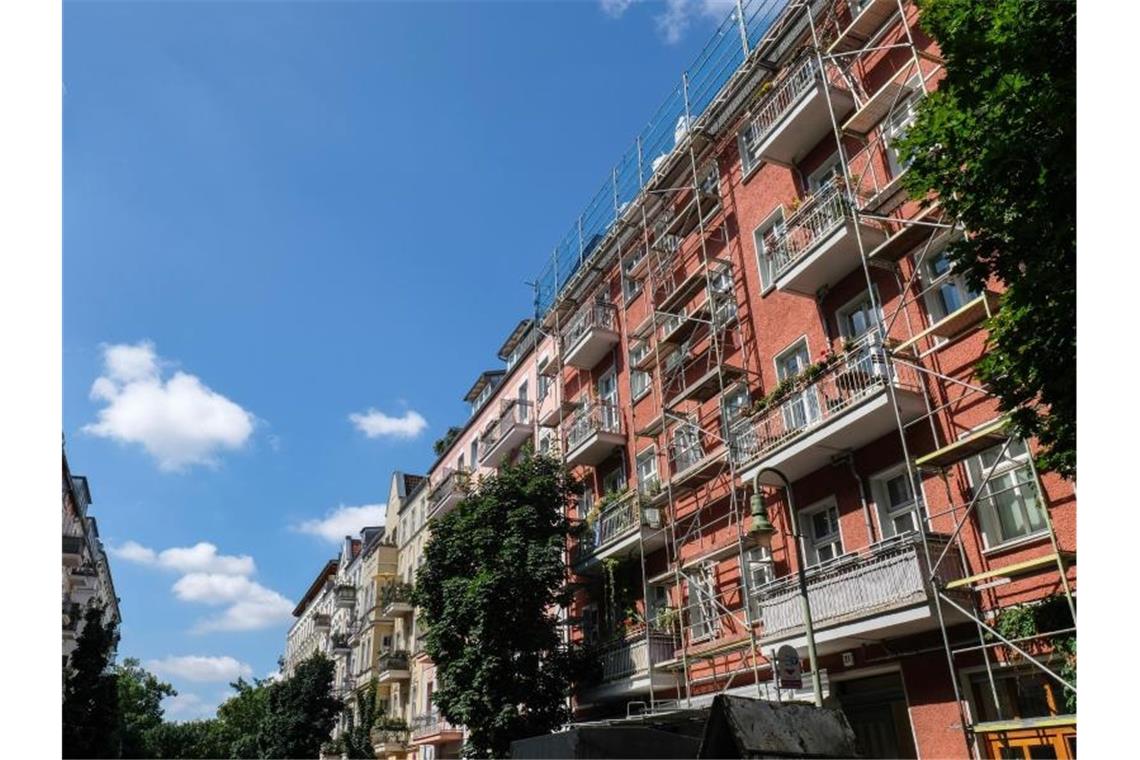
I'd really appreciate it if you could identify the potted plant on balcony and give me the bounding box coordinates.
[652,605,681,635]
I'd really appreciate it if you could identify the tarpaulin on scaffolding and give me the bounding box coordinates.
[696,695,858,759]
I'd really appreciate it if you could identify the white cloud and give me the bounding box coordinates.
[600,0,635,18]
[163,692,217,721]
[173,573,295,633]
[147,655,253,683]
[83,341,256,471]
[349,408,427,439]
[113,539,290,634]
[293,504,387,544]
[112,541,256,576]
[656,0,692,44]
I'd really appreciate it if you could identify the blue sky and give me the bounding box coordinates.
[63,0,732,719]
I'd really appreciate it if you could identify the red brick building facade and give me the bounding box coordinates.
[535,1,1076,758]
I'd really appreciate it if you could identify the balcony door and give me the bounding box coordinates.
[597,369,619,430]
[775,341,820,432]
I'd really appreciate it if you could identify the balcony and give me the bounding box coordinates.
[663,345,745,408]
[62,534,85,567]
[370,726,410,754]
[379,582,415,619]
[62,601,82,635]
[829,0,902,54]
[564,402,625,468]
[733,333,926,484]
[561,302,619,369]
[739,57,855,170]
[330,633,351,655]
[752,532,970,655]
[410,710,463,745]
[375,651,410,684]
[312,613,331,633]
[668,437,727,492]
[579,632,679,704]
[428,467,471,518]
[763,181,888,297]
[480,398,534,468]
[334,583,356,609]
[577,491,668,570]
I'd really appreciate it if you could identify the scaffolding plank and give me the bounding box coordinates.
[844,79,915,135]
[828,0,902,55]
[914,418,1009,469]
[894,291,1000,356]
[866,202,944,262]
[971,715,1077,734]
[943,552,1072,591]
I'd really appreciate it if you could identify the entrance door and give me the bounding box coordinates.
[835,672,917,759]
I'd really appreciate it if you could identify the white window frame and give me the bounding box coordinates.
[807,154,842,194]
[742,546,774,622]
[631,368,651,402]
[965,436,1048,550]
[774,337,821,432]
[636,446,659,494]
[835,287,882,341]
[686,563,719,641]
[921,243,978,324]
[798,497,843,566]
[752,207,786,293]
[869,463,923,538]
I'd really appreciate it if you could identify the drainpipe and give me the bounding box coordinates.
[842,454,877,545]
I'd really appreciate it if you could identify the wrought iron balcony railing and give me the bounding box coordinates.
[565,401,622,452]
[561,302,617,355]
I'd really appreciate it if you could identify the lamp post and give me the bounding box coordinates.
[749,467,823,707]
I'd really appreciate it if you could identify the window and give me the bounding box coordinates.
[966,438,1047,548]
[775,340,821,432]
[721,386,750,440]
[742,546,774,621]
[753,210,787,291]
[808,155,841,193]
[870,466,922,537]
[710,267,737,325]
[836,290,880,341]
[672,419,702,473]
[922,248,978,323]
[686,564,718,640]
[470,439,479,467]
[537,373,552,402]
[799,499,842,565]
[884,89,920,177]
[581,604,599,643]
[647,584,671,628]
[631,369,651,401]
[457,453,465,471]
[623,274,643,303]
[623,247,646,302]
[636,447,659,494]
[597,369,619,428]
[577,487,595,520]
[968,667,1067,723]
[602,465,627,496]
[518,381,529,422]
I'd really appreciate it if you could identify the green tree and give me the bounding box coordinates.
[145,719,232,759]
[415,451,591,758]
[115,657,177,758]
[898,0,1076,478]
[257,653,342,759]
[63,604,122,759]
[217,676,271,759]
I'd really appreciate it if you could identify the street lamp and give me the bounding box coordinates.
[749,468,823,708]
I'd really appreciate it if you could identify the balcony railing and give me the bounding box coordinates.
[765,181,856,281]
[62,534,85,559]
[370,727,409,750]
[561,302,617,354]
[330,634,351,654]
[740,56,825,172]
[377,651,409,672]
[565,402,622,452]
[312,613,331,632]
[429,467,471,510]
[578,491,666,564]
[411,710,461,741]
[334,584,356,609]
[596,632,679,682]
[731,332,921,469]
[480,398,534,466]
[753,532,965,642]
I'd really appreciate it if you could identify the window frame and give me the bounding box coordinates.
[869,463,924,538]
[965,436,1048,551]
[798,496,844,566]
[752,206,787,294]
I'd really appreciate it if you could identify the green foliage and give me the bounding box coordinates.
[746,352,839,416]
[899,0,1076,478]
[217,676,271,759]
[433,426,463,456]
[414,451,593,758]
[342,680,379,759]
[144,719,232,759]
[116,657,177,758]
[257,653,343,759]
[993,595,1076,713]
[63,604,123,759]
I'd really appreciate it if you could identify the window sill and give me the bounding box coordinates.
[981,531,1051,558]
